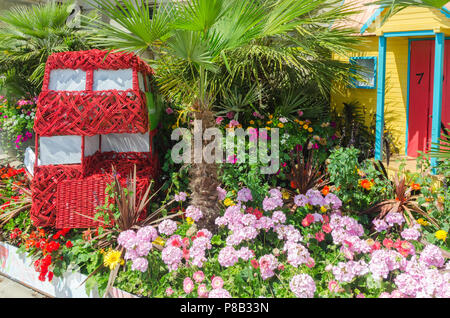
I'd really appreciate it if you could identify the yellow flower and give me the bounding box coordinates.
[103,249,122,271]
[299,121,304,125]
[186,217,194,225]
[308,127,313,133]
[153,236,165,246]
[171,124,177,129]
[265,127,271,130]
[435,230,447,241]
[277,123,284,128]
[282,190,290,200]
[267,120,273,124]
[417,218,429,226]
[268,114,273,119]
[303,124,308,130]
[249,120,255,125]
[224,198,235,206]
[320,206,327,213]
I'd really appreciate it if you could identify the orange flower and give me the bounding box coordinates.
[360,179,373,190]
[411,183,421,191]
[321,186,330,196]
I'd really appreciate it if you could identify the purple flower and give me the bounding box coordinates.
[373,219,388,232]
[236,187,253,202]
[217,186,227,201]
[174,192,187,202]
[165,107,174,115]
[294,194,308,207]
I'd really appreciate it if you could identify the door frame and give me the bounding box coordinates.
[405,37,449,156]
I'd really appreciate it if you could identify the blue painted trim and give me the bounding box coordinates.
[440,7,450,19]
[360,7,384,34]
[405,40,412,156]
[431,33,445,172]
[349,56,377,89]
[375,36,386,160]
[383,30,435,37]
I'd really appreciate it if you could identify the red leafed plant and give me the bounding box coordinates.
[288,144,329,195]
[360,162,438,228]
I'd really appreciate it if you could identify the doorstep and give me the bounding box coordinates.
[0,241,136,298]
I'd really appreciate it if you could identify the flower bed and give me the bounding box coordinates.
[0,110,448,298]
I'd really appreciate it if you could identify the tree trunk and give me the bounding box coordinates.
[189,109,220,232]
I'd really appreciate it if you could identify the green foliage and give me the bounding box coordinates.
[88,0,360,112]
[0,0,93,98]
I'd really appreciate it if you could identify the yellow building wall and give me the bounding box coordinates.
[331,36,409,154]
[367,7,450,34]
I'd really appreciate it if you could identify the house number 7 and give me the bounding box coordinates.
[416,72,424,84]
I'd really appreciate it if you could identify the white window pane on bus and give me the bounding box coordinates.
[39,136,82,165]
[85,135,100,157]
[48,69,87,91]
[93,69,133,91]
[101,133,150,153]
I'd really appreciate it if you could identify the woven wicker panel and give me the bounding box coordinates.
[55,176,107,229]
[31,165,82,228]
[43,49,153,75]
[34,90,149,137]
[83,151,159,179]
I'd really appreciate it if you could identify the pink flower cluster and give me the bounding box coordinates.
[289,274,316,298]
[294,190,342,210]
[161,229,213,271]
[117,226,158,272]
[262,188,284,211]
[158,219,178,236]
[185,205,203,222]
[236,187,253,202]
[178,273,231,298]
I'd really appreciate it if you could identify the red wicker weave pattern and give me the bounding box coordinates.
[55,176,107,229]
[31,50,159,229]
[82,151,159,178]
[34,90,149,136]
[31,165,82,228]
[42,50,153,80]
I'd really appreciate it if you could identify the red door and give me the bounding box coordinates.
[442,41,450,132]
[408,40,434,157]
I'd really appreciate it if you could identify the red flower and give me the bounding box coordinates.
[371,241,381,252]
[322,223,332,233]
[65,241,73,248]
[251,259,259,269]
[315,231,325,242]
[383,238,393,249]
[38,272,46,282]
[47,271,54,282]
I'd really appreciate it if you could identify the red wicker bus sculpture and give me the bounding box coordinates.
[31,49,160,229]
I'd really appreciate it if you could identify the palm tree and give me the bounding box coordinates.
[87,0,360,230]
[0,0,91,97]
